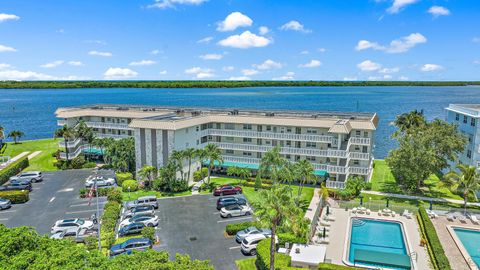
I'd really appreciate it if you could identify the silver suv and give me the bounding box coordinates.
[124,196,158,210]
[10,171,43,183]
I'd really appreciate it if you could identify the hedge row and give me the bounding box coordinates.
[417,207,451,270]
[79,187,115,198]
[226,221,258,235]
[318,263,361,270]
[101,201,121,249]
[256,239,296,270]
[277,233,307,246]
[116,172,133,187]
[0,157,29,185]
[0,190,29,203]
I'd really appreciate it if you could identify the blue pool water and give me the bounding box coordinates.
[349,218,410,269]
[453,227,480,267]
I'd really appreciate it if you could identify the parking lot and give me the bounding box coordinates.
[0,169,113,234]
[153,194,253,270]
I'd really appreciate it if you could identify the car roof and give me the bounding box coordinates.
[60,219,78,223]
[124,237,150,244]
[244,234,266,242]
[138,195,156,200]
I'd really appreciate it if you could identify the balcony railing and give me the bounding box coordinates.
[222,155,260,165]
[348,151,370,160]
[348,166,370,175]
[202,129,336,144]
[325,180,346,189]
[348,136,371,145]
[59,145,86,160]
[96,133,131,139]
[58,138,83,148]
[57,119,66,126]
[84,121,132,130]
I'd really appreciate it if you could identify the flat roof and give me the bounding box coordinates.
[289,244,326,265]
[446,104,480,117]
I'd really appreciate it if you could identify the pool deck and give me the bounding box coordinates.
[432,216,479,270]
[323,207,431,269]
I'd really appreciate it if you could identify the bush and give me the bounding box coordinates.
[82,162,97,169]
[254,176,262,190]
[71,155,86,169]
[256,239,294,270]
[122,180,138,192]
[318,263,361,270]
[277,233,307,246]
[364,182,372,190]
[79,187,115,198]
[193,168,208,182]
[101,201,121,249]
[116,172,133,187]
[0,156,29,185]
[141,227,156,243]
[417,207,451,270]
[107,188,123,204]
[0,190,29,203]
[225,221,258,235]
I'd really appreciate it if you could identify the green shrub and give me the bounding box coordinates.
[256,239,295,270]
[101,201,121,249]
[122,180,138,192]
[318,263,361,269]
[107,188,123,204]
[0,190,29,203]
[0,156,29,185]
[79,187,114,198]
[116,172,133,186]
[225,221,258,235]
[141,227,156,243]
[71,156,86,169]
[277,233,307,246]
[417,207,451,270]
[193,168,208,182]
[82,162,97,169]
[254,176,262,190]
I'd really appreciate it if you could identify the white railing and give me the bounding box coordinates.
[348,151,370,160]
[327,165,347,174]
[57,119,66,126]
[348,166,370,175]
[59,145,86,160]
[313,163,327,171]
[96,133,131,139]
[222,155,261,164]
[84,121,132,130]
[58,138,83,148]
[202,129,335,144]
[326,180,345,189]
[348,136,370,145]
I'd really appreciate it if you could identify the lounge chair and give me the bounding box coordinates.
[391,211,396,217]
[458,215,467,223]
[326,215,336,222]
[447,214,455,221]
[471,215,479,225]
[319,237,330,244]
[320,220,331,227]
[426,210,438,219]
[351,207,357,214]
[366,209,371,215]
[378,210,382,216]
[402,210,412,219]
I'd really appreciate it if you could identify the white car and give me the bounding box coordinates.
[85,176,116,188]
[51,218,94,234]
[220,204,252,218]
[119,214,159,229]
[241,234,277,256]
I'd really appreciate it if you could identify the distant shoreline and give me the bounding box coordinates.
[1,81,480,89]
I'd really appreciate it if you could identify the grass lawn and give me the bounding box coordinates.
[1,138,61,171]
[235,258,256,270]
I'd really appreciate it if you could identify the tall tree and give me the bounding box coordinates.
[293,159,316,206]
[203,144,223,185]
[393,110,426,136]
[138,165,157,189]
[443,164,480,213]
[103,138,135,173]
[253,185,297,270]
[237,168,252,185]
[258,146,287,184]
[184,148,197,182]
[170,150,186,182]
[76,121,95,160]
[7,130,24,144]
[55,125,76,160]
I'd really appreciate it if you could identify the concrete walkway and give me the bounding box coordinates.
[362,190,480,207]
[10,151,30,162]
[305,188,320,221]
[27,151,42,160]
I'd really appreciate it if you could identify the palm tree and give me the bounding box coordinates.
[170,150,186,182]
[76,121,95,160]
[204,144,223,185]
[184,148,197,182]
[237,168,252,185]
[293,159,316,206]
[253,185,297,270]
[55,125,76,161]
[443,164,480,213]
[138,165,157,189]
[227,166,240,178]
[258,146,286,184]
[7,130,25,144]
[393,110,426,136]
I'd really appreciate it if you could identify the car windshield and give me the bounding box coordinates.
[77,219,85,225]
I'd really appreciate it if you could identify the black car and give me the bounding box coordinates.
[216,196,247,210]
[110,237,152,257]
[0,182,32,192]
[118,222,145,237]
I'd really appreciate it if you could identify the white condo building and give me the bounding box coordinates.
[55,105,378,188]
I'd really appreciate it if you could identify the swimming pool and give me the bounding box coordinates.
[347,218,411,269]
[453,227,480,267]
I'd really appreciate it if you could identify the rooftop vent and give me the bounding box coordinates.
[230,110,239,115]
[117,107,129,111]
[191,111,201,116]
[176,109,185,116]
[265,112,275,117]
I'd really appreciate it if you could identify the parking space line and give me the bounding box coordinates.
[0,210,16,214]
[0,218,8,221]
[65,209,97,214]
[70,201,107,207]
[49,197,55,203]
[217,216,253,223]
[58,188,74,192]
[228,246,241,250]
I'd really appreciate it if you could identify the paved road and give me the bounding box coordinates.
[153,194,253,270]
[0,169,112,235]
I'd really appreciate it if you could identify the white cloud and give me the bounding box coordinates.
[420,64,443,72]
[343,77,358,81]
[68,61,84,66]
[199,54,223,60]
[0,13,20,22]
[474,60,480,65]
[159,70,168,75]
[428,6,450,17]
[300,50,309,55]
[280,20,311,33]
[197,37,213,44]
[378,67,400,74]
[129,60,156,66]
[217,12,253,32]
[40,60,64,68]
[148,0,208,9]
[88,51,112,57]
[357,60,382,71]
[228,76,251,80]
[150,49,162,55]
[222,66,235,72]
[355,33,426,54]
[218,31,272,49]
[0,44,17,52]
[253,59,282,70]
[242,69,259,76]
[387,0,419,14]
[0,69,56,80]
[0,63,11,70]
[259,26,269,35]
[84,40,107,45]
[104,67,138,79]
[185,67,215,79]
[473,37,480,43]
[273,72,295,81]
[318,48,327,53]
[368,75,393,81]
[398,76,409,81]
[299,59,322,68]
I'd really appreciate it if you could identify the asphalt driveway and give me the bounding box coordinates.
[153,194,253,270]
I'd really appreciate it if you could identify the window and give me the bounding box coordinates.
[353,160,359,165]
[355,130,361,136]
[226,149,234,154]
[243,137,252,143]
[464,115,468,124]
[455,113,460,121]
[196,126,199,132]
[306,142,316,148]
[286,141,291,146]
[225,137,234,142]
[307,129,317,134]
[364,131,368,137]
[467,149,472,158]
[225,123,235,130]
[243,152,252,156]
[266,140,271,145]
[286,128,292,133]
[266,125,271,131]
[207,123,213,129]
[215,123,221,129]
[286,154,291,159]
[355,146,360,151]
[306,156,316,161]
[471,118,476,127]
[243,124,252,130]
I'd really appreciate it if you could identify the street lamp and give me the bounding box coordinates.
[93,169,101,251]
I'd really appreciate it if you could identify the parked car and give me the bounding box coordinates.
[0,198,11,210]
[51,218,94,234]
[213,185,242,196]
[119,214,159,229]
[216,196,247,210]
[110,237,152,257]
[124,196,158,210]
[122,205,155,220]
[220,204,252,218]
[50,227,98,243]
[241,234,276,255]
[85,176,116,188]
[118,222,145,237]
[0,182,32,192]
[235,227,272,243]
[9,179,31,186]
[9,171,43,183]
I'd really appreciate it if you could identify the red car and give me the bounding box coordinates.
[213,185,242,196]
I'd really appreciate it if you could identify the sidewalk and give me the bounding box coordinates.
[362,190,480,207]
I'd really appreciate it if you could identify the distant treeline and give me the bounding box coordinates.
[0,80,480,89]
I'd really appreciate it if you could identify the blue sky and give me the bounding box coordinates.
[0,0,478,81]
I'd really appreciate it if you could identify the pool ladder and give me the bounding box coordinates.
[351,218,366,227]
[409,251,418,262]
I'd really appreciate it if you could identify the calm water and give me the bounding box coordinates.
[454,227,480,267]
[1,86,480,158]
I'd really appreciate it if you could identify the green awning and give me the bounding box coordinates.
[82,148,104,155]
[202,160,259,170]
[354,249,411,269]
[314,170,329,177]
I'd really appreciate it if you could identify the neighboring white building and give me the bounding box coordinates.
[56,105,378,188]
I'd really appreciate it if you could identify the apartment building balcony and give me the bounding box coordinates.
[59,145,86,160]
[348,136,371,146]
[84,121,132,130]
[325,180,345,189]
[202,129,337,144]
[57,119,66,126]
[96,133,131,139]
[57,138,83,149]
[348,151,370,160]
